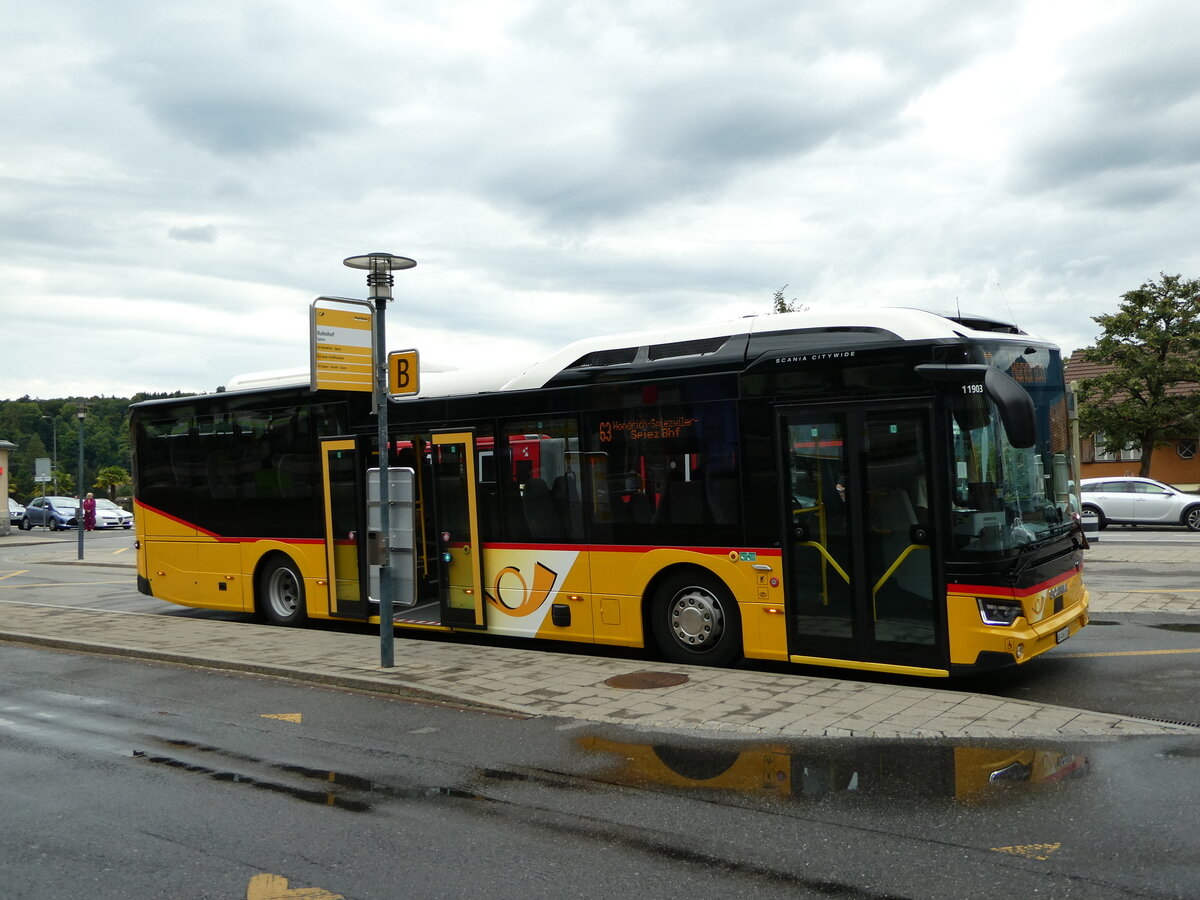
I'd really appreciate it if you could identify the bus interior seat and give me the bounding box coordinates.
[552,473,583,539]
[522,478,559,539]
[502,480,530,541]
[207,453,236,499]
[706,474,739,525]
[653,480,709,525]
[276,454,308,498]
[628,491,653,523]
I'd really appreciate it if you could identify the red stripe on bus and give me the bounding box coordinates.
[950,571,1079,598]
[134,501,323,544]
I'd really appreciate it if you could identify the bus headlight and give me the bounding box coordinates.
[977,598,1023,626]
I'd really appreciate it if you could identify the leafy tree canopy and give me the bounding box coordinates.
[771,284,808,314]
[1077,273,1200,478]
[1,395,142,502]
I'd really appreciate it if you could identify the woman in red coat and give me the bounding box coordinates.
[83,492,96,531]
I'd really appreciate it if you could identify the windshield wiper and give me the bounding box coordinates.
[1005,540,1041,586]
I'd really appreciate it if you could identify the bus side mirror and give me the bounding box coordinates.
[984,367,1036,449]
[915,363,1037,449]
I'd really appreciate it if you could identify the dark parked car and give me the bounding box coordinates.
[1079,476,1200,530]
[20,495,79,530]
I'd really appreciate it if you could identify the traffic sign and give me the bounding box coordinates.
[388,349,420,397]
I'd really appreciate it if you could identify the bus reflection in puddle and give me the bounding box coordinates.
[578,736,1088,805]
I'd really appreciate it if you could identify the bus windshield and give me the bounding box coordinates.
[948,343,1075,558]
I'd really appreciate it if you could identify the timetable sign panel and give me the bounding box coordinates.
[310,297,375,392]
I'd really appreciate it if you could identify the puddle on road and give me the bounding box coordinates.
[133,737,482,813]
[577,736,1089,805]
[128,733,1089,816]
[1150,622,1200,634]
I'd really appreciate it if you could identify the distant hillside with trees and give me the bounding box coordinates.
[1,392,187,503]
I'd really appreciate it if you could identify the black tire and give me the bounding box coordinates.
[1185,506,1200,532]
[650,569,742,667]
[48,518,60,531]
[19,517,30,531]
[258,555,307,626]
[1082,505,1107,531]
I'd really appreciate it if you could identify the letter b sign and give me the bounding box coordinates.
[388,350,420,397]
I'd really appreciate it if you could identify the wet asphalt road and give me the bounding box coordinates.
[2,642,1197,899]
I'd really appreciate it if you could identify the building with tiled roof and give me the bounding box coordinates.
[1064,354,1200,489]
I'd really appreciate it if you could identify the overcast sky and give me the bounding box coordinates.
[3,0,1198,401]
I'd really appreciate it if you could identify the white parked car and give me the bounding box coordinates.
[93,498,134,529]
[1079,476,1200,531]
[7,497,25,523]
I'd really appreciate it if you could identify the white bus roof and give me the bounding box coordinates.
[224,307,1045,400]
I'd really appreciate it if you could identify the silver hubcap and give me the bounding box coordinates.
[668,587,724,650]
[267,568,300,618]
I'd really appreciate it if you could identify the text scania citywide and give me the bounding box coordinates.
[776,351,858,364]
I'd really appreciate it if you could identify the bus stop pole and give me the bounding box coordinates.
[374,286,393,667]
[345,253,416,669]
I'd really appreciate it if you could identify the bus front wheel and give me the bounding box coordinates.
[651,570,742,667]
[259,555,307,627]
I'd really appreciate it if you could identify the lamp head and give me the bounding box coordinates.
[343,253,416,302]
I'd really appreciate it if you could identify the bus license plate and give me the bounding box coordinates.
[1056,626,1071,644]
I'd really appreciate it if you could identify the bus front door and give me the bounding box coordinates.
[413,431,485,629]
[320,437,369,619]
[781,406,945,673]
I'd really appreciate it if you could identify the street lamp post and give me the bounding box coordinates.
[42,416,58,493]
[76,402,86,560]
[343,252,416,668]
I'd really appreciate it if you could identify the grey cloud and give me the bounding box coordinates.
[137,92,347,156]
[168,223,217,243]
[471,2,1019,231]
[1014,5,1200,206]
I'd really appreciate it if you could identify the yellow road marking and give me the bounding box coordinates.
[992,842,1061,861]
[1058,648,1200,658]
[261,713,303,724]
[113,546,130,555]
[0,570,29,582]
[246,873,343,899]
[1122,589,1200,593]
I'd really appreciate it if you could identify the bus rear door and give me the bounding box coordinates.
[319,437,370,619]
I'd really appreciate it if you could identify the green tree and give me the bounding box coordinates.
[771,284,808,314]
[94,466,131,501]
[1077,273,1200,478]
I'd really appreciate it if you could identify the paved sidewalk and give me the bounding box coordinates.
[1,597,1195,740]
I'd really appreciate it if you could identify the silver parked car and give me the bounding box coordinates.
[93,498,133,529]
[1079,476,1200,531]
[7,497,24,523]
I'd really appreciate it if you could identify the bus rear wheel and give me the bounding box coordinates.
[259,555,307,627]
[651,570,742,667]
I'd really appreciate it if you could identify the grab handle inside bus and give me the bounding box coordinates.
[914,363,1036,449]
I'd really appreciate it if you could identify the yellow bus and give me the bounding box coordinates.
[130,308,1090,677]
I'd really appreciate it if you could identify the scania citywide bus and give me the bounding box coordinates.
[131,308,1090,677]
